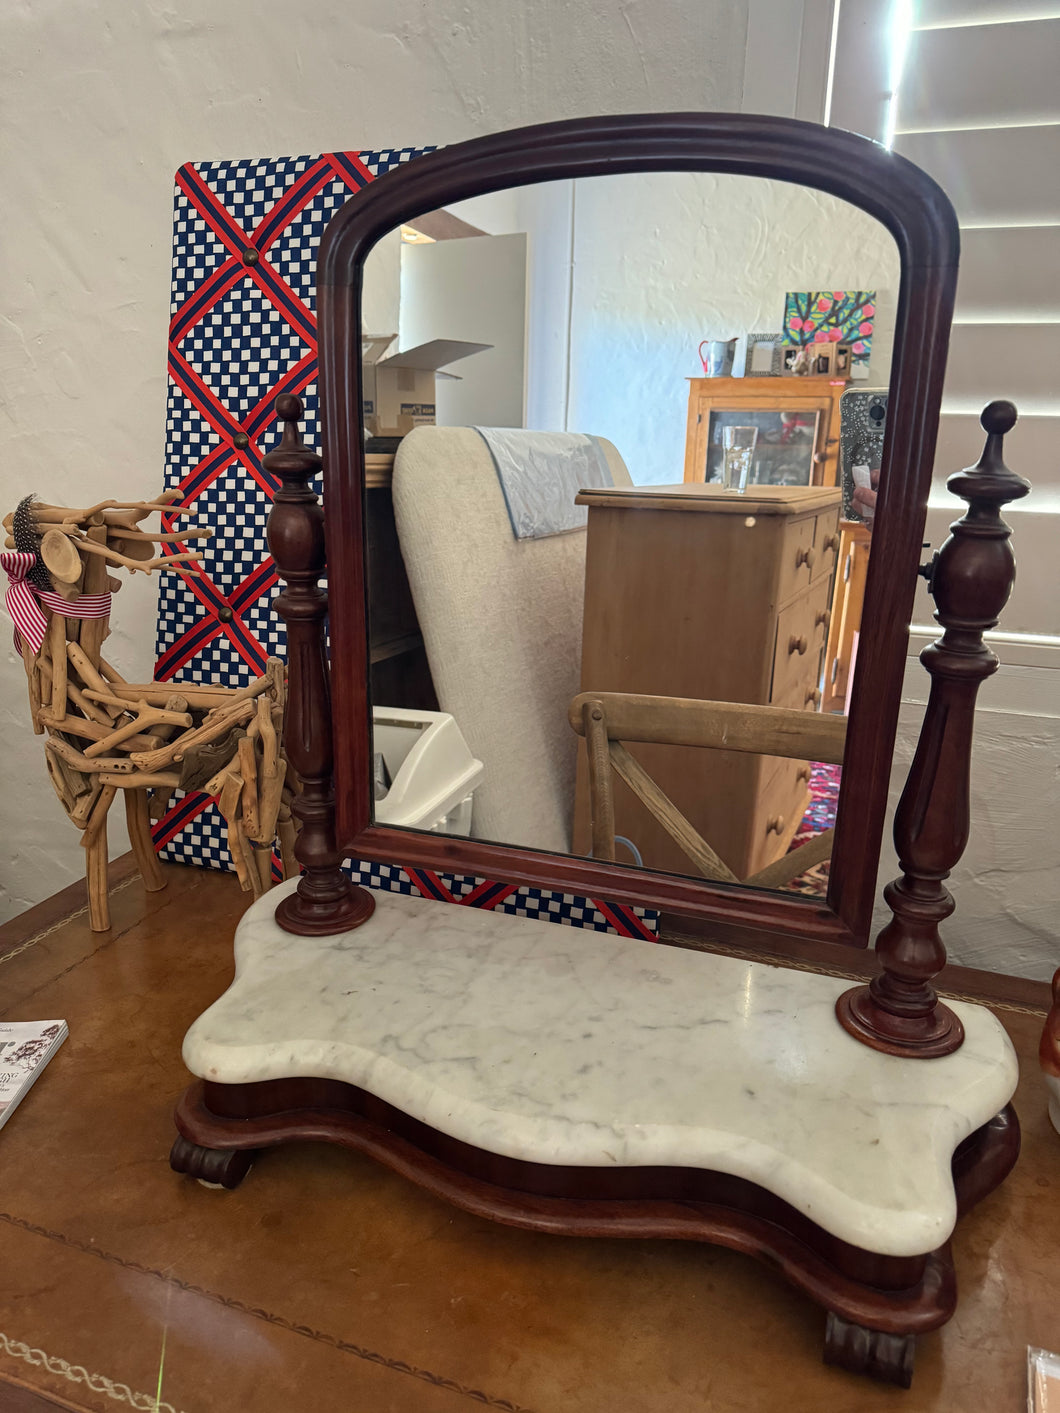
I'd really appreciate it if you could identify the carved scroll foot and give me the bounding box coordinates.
[170,1134,256,1190]
[823,1312,916,1388]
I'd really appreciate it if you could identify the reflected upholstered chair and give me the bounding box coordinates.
[390,426,631,854]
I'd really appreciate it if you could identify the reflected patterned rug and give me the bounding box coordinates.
[781,762,842,898]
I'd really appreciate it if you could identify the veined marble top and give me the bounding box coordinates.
[184,881,1018,1258]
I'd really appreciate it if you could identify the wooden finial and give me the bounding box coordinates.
[264,395,375,936]
[836,403,1030,1057]
[273,394,304,451]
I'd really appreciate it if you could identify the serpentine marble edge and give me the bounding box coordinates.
[183,881,1018,1258]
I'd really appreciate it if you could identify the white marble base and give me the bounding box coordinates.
[184,881,1018,1258]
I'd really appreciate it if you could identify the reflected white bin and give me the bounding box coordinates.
[373,706,484,836]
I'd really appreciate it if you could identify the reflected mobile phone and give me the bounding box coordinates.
[839,388,888,522]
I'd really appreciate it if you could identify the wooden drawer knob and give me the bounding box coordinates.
[789,634,808,655]
[796,546,816,570]
[797,764,812,783]
[767,815,785,835]
[805,687,822,708]
[822,533,840,553]
[815,608,831,630]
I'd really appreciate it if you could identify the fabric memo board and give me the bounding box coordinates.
[152,147,656,942]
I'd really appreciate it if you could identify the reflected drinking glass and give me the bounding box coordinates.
[721,425,757,492]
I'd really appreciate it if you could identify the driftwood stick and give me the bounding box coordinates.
[105,534,154,563]
[203,759,241,801]
[81,782,117,847]
[257,695,279,780]
[108,527,212,544]
[130,699,255,772]
[20,641,44,734]
[254,760,287,846]
[45,736,137,774]
[218,774,251,891]
[38,712,161,752]
[83,707,193,759]
[202,668,280,720]
[85,682,238,709]
[77,526,110,664]
[97,656,128,685]
[237,734,260,839]
[45,750,81,813]
[241,829,268,899]
[83,829,111,932]
[79,779,117,933]
[49,612,68,718]
[276,800,299,881]
[32,499,196,524]
[249,842,274,894]
[66,642,123,718]
[77,775,118,934]
[69,781,103,828]
[62,537,204,575]
[37,626,52,704]
[39,658,112,726]
[45,743,93,802]
[147,789,172,823]
[124,788,165,892]
[98,771,181,790]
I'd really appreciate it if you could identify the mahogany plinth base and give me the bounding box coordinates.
[171,1078,1019,1387]
[273,880,376,936]
[835,984,966,1058]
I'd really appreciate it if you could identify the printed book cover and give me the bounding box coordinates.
[0,1021,68,1130]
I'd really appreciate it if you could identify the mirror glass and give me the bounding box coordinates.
[361,172,899,899]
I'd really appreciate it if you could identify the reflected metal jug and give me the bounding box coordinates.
[699,337,738,377]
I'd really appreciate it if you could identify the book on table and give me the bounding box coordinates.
[0,1021,68,1130]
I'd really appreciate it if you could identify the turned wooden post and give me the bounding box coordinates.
[264,395,375,935]
[837,401,1030,1056]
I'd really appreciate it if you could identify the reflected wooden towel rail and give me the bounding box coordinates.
[569,692,846,890]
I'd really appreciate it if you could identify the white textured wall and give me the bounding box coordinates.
[874,651,1060,983]
[0,0,749,921]
[566,171,897,484]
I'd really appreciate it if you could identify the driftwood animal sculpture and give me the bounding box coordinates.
[3,492,297,930]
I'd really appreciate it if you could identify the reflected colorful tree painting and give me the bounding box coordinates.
[783,290,875,372]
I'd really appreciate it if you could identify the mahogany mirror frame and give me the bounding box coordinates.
[316,112,959,949]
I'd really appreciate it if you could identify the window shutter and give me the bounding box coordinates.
[836,1,1060,636]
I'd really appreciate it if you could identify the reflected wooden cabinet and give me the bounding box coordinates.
[572,483,841,880]
[822,519,872,713]
[683,376,848,489]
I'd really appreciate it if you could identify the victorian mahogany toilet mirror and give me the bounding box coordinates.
[173,118,1028,1386]
[303,112,960,948]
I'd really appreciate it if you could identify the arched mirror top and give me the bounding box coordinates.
[318,113,959,286]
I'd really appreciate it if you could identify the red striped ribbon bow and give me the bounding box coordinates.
[1,551,111,655]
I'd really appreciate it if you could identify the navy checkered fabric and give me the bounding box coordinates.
[152,146,658,943]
